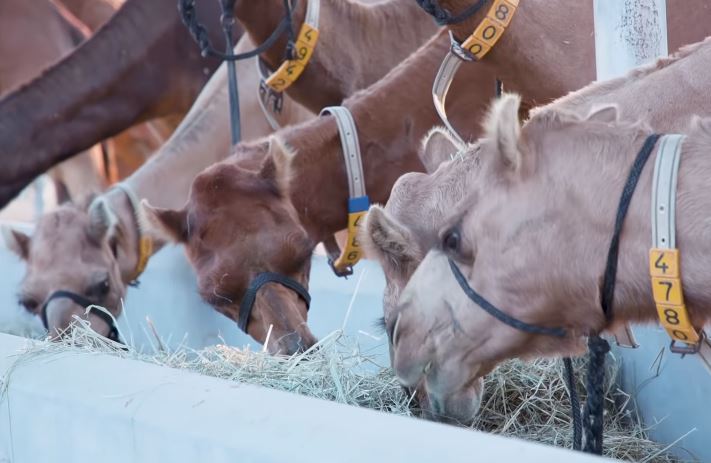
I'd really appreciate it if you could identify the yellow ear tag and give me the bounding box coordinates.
[265,24,320,92]
[649,248,701,344]
[460,0,518,61]
[135,236,153,278]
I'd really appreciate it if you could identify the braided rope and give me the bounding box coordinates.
[415,0,487,25]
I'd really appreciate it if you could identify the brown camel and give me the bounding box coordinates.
[0,0,435,209]
[0,0,182,210]
[0,0,103,206]
[391,85,711,420]
[1,0,434,347]
[233,0,438,113]
[363,36,711,423]
[0,0,227,208]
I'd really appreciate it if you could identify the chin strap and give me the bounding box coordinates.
[238,272,311,332]
[41,290,122,343]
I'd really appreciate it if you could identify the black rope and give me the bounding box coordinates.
[177,0,296,61]
[600,133,661,320]
[582,335,610,454]
[415,0,487,25]
[282,0,297,60]
[448,259,567,337]
[178,0,300,144]
[581,133,661,455]
[220,0,241,143]
[563,357,582,451]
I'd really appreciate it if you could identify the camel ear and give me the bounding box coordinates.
[361,205,421,274]
[420,127,463,173]
[483,93,522,171]
[87,197,118,244]
[586,104,618,123]
[259,136,294,193]
[2,226,31,260]
[141,200,187,243]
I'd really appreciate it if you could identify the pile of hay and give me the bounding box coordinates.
[7,324,681,462]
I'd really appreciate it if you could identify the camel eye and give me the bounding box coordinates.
[89,277,111,299]
[442,227,461,254]
[19,297,39,313]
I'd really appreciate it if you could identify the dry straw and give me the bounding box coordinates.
[3,316,688,463]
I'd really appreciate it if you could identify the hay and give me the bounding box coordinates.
[5,321,684,462]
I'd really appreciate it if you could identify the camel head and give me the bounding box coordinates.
[3,198,128,340]
[359,126,488,424]
[143,137,318,355]
[390,94,639,418]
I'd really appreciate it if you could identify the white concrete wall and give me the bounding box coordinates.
[594,0,668,79]
[0,333,611,463]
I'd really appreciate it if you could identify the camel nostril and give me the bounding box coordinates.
[423,361,432,374]
[389,312,402,347]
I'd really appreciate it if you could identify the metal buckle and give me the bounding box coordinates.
[669,330,706,356]
[449,31,476,62]
[328,258,353,278]
[258,79,284,114]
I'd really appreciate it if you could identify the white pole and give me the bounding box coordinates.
[593,0,668,80]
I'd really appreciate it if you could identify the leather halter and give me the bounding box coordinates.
[319,106,370,278]
[41,290,121,343]
[113,184,153,285]
[238,272,311,332]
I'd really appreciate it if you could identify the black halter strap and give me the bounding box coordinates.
[415,0,488,25]
[238,272,311,332]
[600,133,662,320]
[448,259,567,337]
[41,290,122,343]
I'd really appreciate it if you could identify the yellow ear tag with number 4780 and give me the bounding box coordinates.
[649,248,700,344]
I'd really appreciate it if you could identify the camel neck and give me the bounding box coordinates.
[234,0,439,113]
[478,0,596,103]
[282,34,457,242]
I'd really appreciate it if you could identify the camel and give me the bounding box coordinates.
[0,0,227,208]
[0,0,175,208]
[145,1,711,419]
[1,1,434,349]
[0,0,107,205]
[391,88,711,419]
[362,36,711,423]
